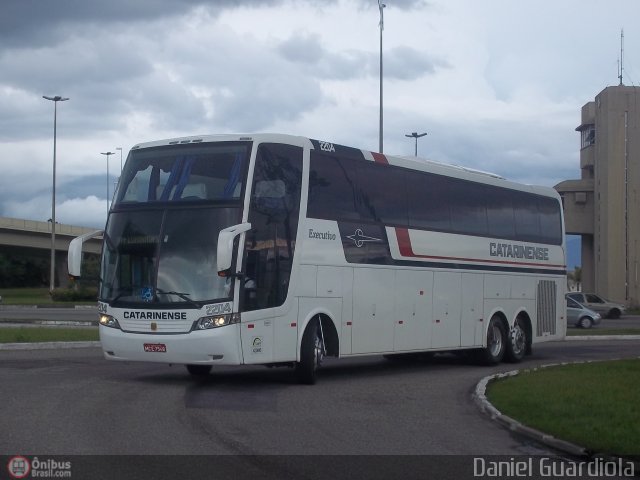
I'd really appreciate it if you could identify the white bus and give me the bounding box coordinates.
[69,133,566,384]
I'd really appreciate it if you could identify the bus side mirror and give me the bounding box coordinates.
[217,223,252,275]
[68,230,104,278]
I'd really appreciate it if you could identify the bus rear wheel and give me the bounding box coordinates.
[505,317,528,363]
[295,319,324,385]
[186,364,212,377]
[478,316,506,365]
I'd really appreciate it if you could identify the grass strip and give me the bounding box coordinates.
[0,327,99,343]
[487,359,640,456]
[0,287,53,305]
[0,287,95,306]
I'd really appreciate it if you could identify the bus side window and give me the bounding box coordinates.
[308,153,360,222]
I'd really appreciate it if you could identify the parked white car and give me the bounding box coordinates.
[566,292,626,319]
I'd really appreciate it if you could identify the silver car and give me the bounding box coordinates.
[566,296,601,329]
[566,292,626,319]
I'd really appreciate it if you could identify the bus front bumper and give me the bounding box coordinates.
[99,324,243,365]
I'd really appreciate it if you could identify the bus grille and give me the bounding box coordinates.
[536,280,557,336]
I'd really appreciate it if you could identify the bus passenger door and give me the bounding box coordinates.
[240,142,303,364]
[431,272,462,348]
[239,249,275,364]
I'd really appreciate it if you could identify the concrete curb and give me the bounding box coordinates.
[474,357,640,461]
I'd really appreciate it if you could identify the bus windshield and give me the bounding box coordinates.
[101,141,251,306]
[115,142,250,205]
[100,207,242,306]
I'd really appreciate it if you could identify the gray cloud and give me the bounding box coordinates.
[355,0,429,11]
[278,33,325,64]
[277,32,447,81]
[0,0,346,50]
[1,0,201,48]
[0,0,294,48]
[384,46,448,80]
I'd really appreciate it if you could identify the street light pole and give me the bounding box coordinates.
[101,151,115,216]
[43,95,69,293]
[378,0,386,154]
[405,131,428,156]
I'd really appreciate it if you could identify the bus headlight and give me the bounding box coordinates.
[195,313,240,330]
[99,314,121,329]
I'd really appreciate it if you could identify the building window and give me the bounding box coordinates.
[580,125,595,149]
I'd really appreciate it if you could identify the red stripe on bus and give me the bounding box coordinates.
[394,227,566,269]
[396,227,417,256]
[371,152,388,164]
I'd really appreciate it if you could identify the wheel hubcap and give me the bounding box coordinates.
[511,324,525,356]
[489,324,502,356]
[314,334,324,368]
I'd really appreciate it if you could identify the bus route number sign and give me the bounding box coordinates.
[144,343,167,353]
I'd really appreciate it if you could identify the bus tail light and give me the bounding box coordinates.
[194,313,240,330]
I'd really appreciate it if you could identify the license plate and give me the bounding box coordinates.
[144,343,167,353]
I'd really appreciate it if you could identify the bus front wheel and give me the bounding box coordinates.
[295,319,324,385]
[478,316,506,365]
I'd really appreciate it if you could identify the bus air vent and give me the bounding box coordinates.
[536,280,557,336]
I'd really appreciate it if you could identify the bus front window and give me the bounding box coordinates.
[101,208,241,306]
[100,140,250,307]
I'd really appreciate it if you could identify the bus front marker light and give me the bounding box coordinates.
[195,313,240,330]
[196,315,228,329]
[99,314,121,329]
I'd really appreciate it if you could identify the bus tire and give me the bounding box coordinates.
[505,317,527,363]
[295,319,323,385]
[186,364,212,377]
[478,316,506,365]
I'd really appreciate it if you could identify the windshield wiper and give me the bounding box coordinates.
[109,286,140,304]
[155,288,201,308]
[107,286,201,308]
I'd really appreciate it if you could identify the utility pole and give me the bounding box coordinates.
[378,0,386,153]
[43,95,69,292]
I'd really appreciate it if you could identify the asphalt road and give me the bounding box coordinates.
[0,306,97,324]
[1,339,638,458]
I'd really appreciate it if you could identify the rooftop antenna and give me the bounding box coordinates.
[618,28,625,86]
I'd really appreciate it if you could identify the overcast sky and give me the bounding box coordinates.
[0,0,637,229]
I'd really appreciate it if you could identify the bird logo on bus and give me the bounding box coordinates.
[346,229,382,248]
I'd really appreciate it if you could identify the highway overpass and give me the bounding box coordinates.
[0,216,102,288]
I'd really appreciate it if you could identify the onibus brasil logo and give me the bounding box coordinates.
[7,457,30,479]
[7,456,72,478]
